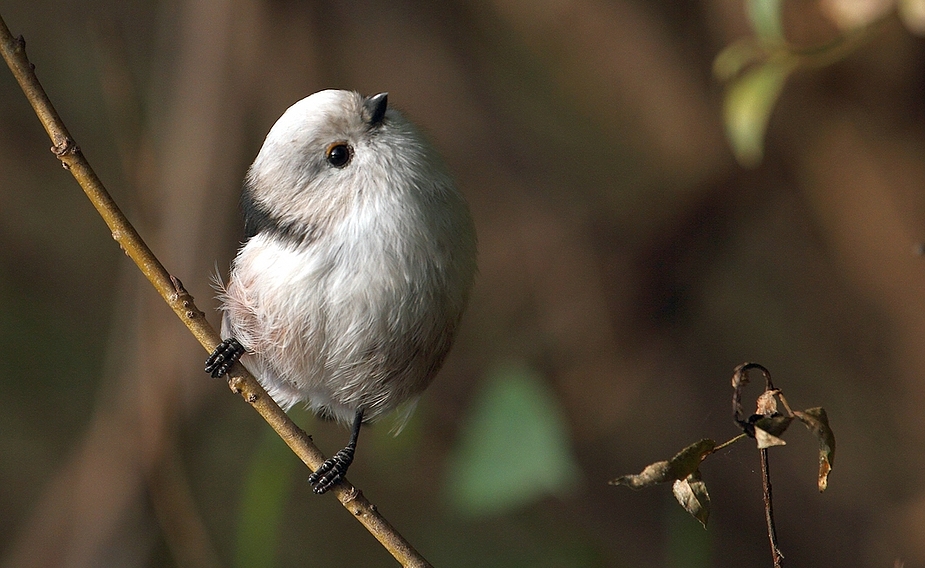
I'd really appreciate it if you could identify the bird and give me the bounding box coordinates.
[205,90,477,494]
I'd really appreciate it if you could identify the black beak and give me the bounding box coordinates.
[365,92,388,127]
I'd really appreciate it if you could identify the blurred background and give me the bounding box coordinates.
[1,0,924,566]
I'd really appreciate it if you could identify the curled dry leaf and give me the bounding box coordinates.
[609,439,716,489]
[754,412,792,448]
[610,460,674,490]
[732,362,774,426]
[753,414,793,437]
[755,389,780,415]
[793,407,836,491]
[754,426,788,449]
[673,470,711,528]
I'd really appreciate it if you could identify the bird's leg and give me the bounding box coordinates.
[204,338,245,378]
[309,408,364,494]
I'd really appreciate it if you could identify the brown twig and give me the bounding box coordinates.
[759,447,783,568]
[732,362,784,567]
[0,13,432,568]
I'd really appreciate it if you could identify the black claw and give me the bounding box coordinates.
[308,446,355,494]
[205,338,245,378]
[308,409,364,494]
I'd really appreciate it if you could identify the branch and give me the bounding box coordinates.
[0,14,432,568]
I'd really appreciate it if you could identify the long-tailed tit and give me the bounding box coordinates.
[205,90,477,493]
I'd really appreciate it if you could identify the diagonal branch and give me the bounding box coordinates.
[0,13,431,568]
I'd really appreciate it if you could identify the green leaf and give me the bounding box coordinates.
[722,59,795,167]
[445,362,580,516]
[672,470,711,528]
[746,0,784,42]
[234,428,296,568]
[609,438,716,489]
[713,40,765,82]
[793,407,836,491]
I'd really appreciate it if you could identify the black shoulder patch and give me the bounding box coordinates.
[241,179,319,247]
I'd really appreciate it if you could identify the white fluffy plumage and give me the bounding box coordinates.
[217,90,477,429]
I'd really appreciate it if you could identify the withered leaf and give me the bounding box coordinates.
[754,426,787,449]
[731,362,775,426]
[609,438,716,489]
[793,407,835,491]
[753,414,793,437]
[673,470,711,528]
[610,460,673,490]
[755,389,780,415]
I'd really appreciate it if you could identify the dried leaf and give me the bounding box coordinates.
[753,414,793,437]
[731,363,774,425]
[610,460,673,490]
[755,389,780,415]
[673,470,711,528]
[610,439,716,489]
[665,438,718,479]
[794,407,836,491]
[754,426,787,449]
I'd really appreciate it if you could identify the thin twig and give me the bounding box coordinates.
[759,448,783,568]
[0,14,432,568]
[732,363,784,567]
[712,433,748,453]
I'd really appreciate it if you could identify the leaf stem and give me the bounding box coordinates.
[712,433,748,453]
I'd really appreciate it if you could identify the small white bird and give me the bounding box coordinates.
[206,90,477,493]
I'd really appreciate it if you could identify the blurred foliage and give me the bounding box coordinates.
[234,428,296,568]
[717,0,922,167]
[746,0,785,41]
[445,362,579,516]
[718,57,795,167]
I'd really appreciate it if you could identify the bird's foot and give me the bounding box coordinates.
[308,446,355,494]
[205,338,244,378]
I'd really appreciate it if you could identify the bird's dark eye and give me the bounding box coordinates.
[326,143,352,168]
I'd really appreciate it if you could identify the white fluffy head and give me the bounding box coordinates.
[242,89,453,242]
